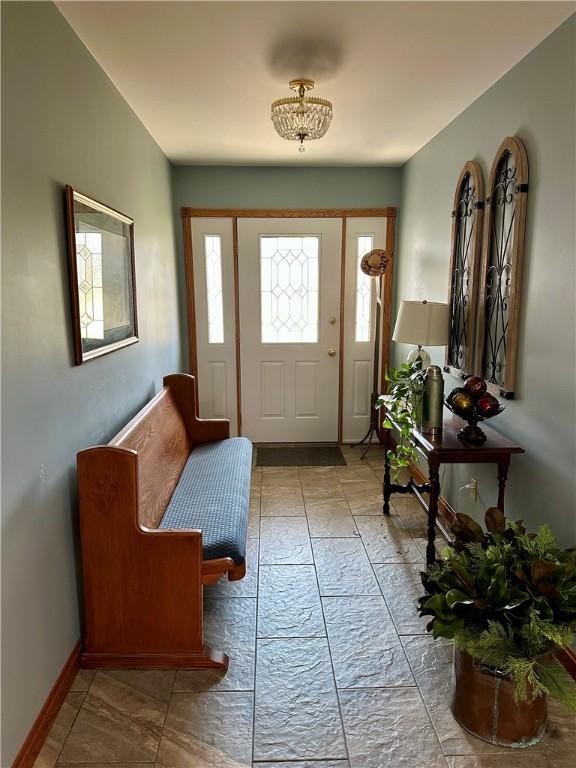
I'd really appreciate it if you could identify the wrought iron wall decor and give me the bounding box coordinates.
[445,161,484,378]
[476,137,528,398]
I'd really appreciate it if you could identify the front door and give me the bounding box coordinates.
[238,218,342,442]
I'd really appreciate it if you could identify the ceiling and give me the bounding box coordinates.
[56,1,575,165]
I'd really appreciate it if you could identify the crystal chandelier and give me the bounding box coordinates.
[271,79,333,153]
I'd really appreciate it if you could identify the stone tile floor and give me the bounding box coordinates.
[35,445,575,768]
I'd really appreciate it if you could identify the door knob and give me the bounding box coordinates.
[328,348,337,357]
[328,317,337,325]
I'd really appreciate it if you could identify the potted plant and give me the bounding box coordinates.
[418,508,576,747]
[377,359,427,478]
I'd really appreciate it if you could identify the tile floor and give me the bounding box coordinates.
[35,445,575,768]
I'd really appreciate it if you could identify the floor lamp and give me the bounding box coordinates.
[352,249,390,459]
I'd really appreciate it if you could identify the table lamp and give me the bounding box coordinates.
[392,300,450,368]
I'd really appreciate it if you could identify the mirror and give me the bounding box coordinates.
[65,186,138,365]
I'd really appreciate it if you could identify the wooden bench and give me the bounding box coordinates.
[77,373,251,669]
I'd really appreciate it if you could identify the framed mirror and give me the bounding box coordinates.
[65,186,138,365]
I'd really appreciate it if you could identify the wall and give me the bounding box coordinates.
[172,165,402,210]
[395,16,575,544]
[1,2,182,763]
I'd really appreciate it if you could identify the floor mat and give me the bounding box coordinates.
[256,445,347,467]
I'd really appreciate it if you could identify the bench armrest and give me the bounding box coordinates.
[164,373,231,443]
[192,416,230,443]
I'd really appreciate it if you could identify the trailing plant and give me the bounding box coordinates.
[376,359,427,479]
[418,507,576,710]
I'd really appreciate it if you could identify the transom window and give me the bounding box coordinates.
[260,235,320,343]
[355,234,374,342]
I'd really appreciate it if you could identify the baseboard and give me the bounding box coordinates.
[81,646,228,669]
[12,640,81,768]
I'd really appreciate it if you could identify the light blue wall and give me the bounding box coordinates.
[395,15,576,545]
[172,165,402,209]
[1,2,183,763]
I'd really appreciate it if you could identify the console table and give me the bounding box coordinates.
[382,410,525,567]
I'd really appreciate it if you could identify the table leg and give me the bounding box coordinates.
[426,459,440,567]
[382,430,391,516]
[497,457,510,513]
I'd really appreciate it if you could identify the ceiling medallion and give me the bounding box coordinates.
[271,79,333,153]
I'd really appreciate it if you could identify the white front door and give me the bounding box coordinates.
[238,218,342,442]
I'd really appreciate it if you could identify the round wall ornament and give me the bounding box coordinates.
[360,248,390,277]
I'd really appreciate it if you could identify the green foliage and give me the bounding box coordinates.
[419,508,576,710]
[376,360,427,479]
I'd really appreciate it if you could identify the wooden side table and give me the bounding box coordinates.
[382,411,525,566]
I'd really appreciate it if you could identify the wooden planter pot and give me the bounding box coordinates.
[451,649,547,747]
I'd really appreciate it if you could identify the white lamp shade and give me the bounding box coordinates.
[393,300,450,346]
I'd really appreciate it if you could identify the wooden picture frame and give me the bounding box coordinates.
[445,161,485,379]
[476,138,528,398]
[65,186,138,365]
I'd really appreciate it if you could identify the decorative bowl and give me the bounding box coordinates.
[444,398,505,445]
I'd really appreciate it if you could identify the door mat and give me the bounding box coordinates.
[256,445,347,467]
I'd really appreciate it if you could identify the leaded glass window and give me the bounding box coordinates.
[76,232,104,340]
[260,235,319,344]
[205,235,224,344]
[355,234,374,342]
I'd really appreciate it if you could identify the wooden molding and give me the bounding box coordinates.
[232,218,242,435]
[181,207,398,219]
[381,214,396,393]
[445,161,484,378]
[12,641,81,768]
[182,216,198,379]
[337,217,347,444]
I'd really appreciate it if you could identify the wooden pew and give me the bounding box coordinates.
[77,373,247,669]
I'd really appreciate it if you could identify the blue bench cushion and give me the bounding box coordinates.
[159,437,252,566]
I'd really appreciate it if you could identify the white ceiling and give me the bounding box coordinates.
[56,1,574,165]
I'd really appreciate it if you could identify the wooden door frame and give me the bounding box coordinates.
[181,207,397,442]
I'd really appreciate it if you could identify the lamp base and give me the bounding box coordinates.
[406,345,431,368]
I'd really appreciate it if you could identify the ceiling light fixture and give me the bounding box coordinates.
[271,79,333,153]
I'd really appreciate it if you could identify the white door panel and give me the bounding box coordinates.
[191,218,238,434]
[238,218,342,442]
[342,218,388,443]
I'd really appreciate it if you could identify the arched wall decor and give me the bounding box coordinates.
[476,137,529,399]
[445,161,485,378]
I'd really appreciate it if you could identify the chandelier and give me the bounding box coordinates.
[271,79,333,153]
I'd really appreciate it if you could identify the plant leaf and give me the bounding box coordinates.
[446,589,475,609]
[485,507,506,533]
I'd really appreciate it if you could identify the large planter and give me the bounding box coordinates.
[451,649,547,747]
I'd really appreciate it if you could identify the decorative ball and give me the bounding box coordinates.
[463,376,487,398]
[477,393,500,417]
[447,387,466,406]
[450,392,475,416]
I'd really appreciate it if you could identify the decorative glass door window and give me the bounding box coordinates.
[260,235,320,343]
[204,235,224,344]
[354,234,374,342]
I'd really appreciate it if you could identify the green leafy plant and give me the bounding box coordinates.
[376,359,427,478]
[419,508,576,710]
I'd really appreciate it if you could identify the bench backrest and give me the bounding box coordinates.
[110,387,191,528]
